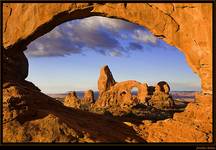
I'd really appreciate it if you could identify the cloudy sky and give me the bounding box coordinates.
[25,16,201,93]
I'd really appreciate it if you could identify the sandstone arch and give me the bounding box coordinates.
[3,3,212,94]
[2,3,212,142]
[113,80,148,103]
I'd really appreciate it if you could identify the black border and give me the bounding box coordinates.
[0,0,2,147]
[1,0,215,3]
[1,0,215,147]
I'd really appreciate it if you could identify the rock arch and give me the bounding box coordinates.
[2,3,212,142]
[113,80,149,102]
[3,3,212,94]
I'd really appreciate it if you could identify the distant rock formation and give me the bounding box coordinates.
[80,90,94,111]
[64,90,95,111]
[64,92,80,109]
[82,90,94,104]
[93,65,175,116]
[157,81,170,94]
[148,81,175,109]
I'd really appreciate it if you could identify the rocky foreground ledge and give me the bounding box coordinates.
[3,80,144,143]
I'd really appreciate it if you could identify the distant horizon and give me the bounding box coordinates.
[45,90,199,95]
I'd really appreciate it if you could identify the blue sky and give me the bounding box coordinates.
[25,16,201,93]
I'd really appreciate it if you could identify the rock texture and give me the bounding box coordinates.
[149,92,174,110]
[148,81,175,109]
[63,90,94,111]
[94,80,149,113]
[3,80,144,143]
[64,92,80,109]
[133,93,212,142]
[94,66,175,115]
[2,3,212,142]
[98,65,116,95]
[80,90,94,110]
[82,90,94,105]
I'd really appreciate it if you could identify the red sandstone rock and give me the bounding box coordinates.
[80,90,94,111]
[94,66,174,115]
[157,81,170,94]
[2,3,212,142]
[82,90,94,104]
[134,93,212,142]
[64,92,80,109]
[3,3,212,94]
[98,65,116,95]
[148,81,175,109]
[3,81,144,143]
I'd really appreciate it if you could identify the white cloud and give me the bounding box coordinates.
[132,29,157,44]
[26,16,159,57]
[77,16,135,31]
[109,50,122,57]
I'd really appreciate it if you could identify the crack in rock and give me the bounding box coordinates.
[165,13,180,32]
[147,3,180,33]
[162,21,167,32]
[4,5,12,33]
[154,34,166,39]
[176,6,195,9]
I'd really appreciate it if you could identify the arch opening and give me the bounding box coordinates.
[24,16,201,106]
[120,91,127,97]
[131,87,139,96]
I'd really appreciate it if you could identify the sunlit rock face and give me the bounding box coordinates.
[98,65,116,95]
[94,65,175,115]
[148,81,175,109]
[80,90,94,111]
[64,90,94,111]
[3,80,144,143]
[2,3,212,142]
[64,92,81,109]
